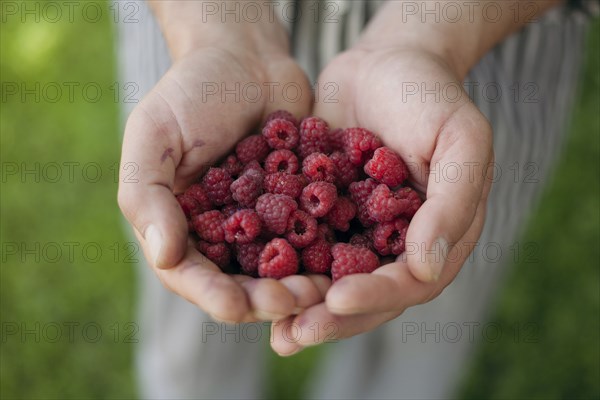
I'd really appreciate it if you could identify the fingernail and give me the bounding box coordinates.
[277,347,303,357]
[145,225,163,268]
[254,310,286,321]
[292,307,304,315]
[426,237,448,281]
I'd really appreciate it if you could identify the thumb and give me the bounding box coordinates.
[118,105,188,269]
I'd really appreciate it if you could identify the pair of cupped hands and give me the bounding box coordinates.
[117,16,493,355]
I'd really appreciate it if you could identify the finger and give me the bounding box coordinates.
[241,278,295,321]
[279,275,326,314]
[407,103,492,282]
[326,196,488,315]
[270,303,399,353]
[118,102,188,269]
[136,232,253,323]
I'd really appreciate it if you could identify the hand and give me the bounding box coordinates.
[117,40,332,323]
[271,46,493,354]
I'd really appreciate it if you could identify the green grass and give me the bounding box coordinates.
[1,3,598,399]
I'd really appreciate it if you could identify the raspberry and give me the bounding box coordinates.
[265,110,298,127]
[258,238,299,279]
[343,127,382,165]
[330,151,359,188]
[192,210,225,243]
[262,119,299,150]
[323,197,357,232]
[201,168,234,206]
[349,233,374,251]
[184,184,213,213]
[235,241,265,276]
[298,117,331,158]
[264,149,299,174]
[372,218,409,256]
[255,193,298,235]
[242,160,265,177]
[331,243,380,281]
[223,209,262,244]
[230,170,263,207]
[395,187,423,218]
[263,172,305,199]
[196,241,231,269]
[301,239,332,274]
[286,210,318,248]
[220,154,244,177]
[328,128,346,151]
[348,179,379,227]
[300,182,337,218]
[366,184,413,222]
[364,147,409,187]
[348,178,379,207]
[317,223,336,243]
[236,134,270,164]
[302,153,336,183]
[177,193,201,218]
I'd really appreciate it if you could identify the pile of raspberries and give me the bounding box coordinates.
[176,110,422,281]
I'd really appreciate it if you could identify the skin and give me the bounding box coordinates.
[118,1,561,352]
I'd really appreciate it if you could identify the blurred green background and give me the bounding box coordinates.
[1,2,598,399]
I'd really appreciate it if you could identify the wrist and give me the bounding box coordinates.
[355,0,562,80]
[149,1,289,62]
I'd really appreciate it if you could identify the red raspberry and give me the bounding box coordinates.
[258,238,299,279]
[177,193,201,218]
[262,119,299,150]
[201,168,234,206]
[364,147,409,187]
[348,179,378,227]
[349,233,374,251]
[219,154,244,177]
[223,209,262,244]
[323,197,357,232]
[328,128,346,151]
[230,170,263,207]
[255,193,298,235]
[196,241,231,269]
[343,127,382,165]
[264,149,299,174]
[395,187,423,218]
[298,117,331,158]
[235,241,265,277]
[236,134,270,164]
[330,151,359,188]
[301,239,332,274]
[302,153,336,183]
[299,181,337,218]
[348,178,379,207]
[192,210,225,243]
[286,210,318,248]
[317,223,336,243]
[265,110,298,127]
[242,160,265,177]
[184,184,213,213]
[331,243,380,281]
[366,184,413,222]
[263,173,305,199]
[372,218,409,256]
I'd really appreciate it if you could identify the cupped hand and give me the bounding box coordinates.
[117,45,331,323]
[271,47,494,355]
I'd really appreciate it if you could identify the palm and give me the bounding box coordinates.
[271,48,494,354]
[119,47,329,323]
